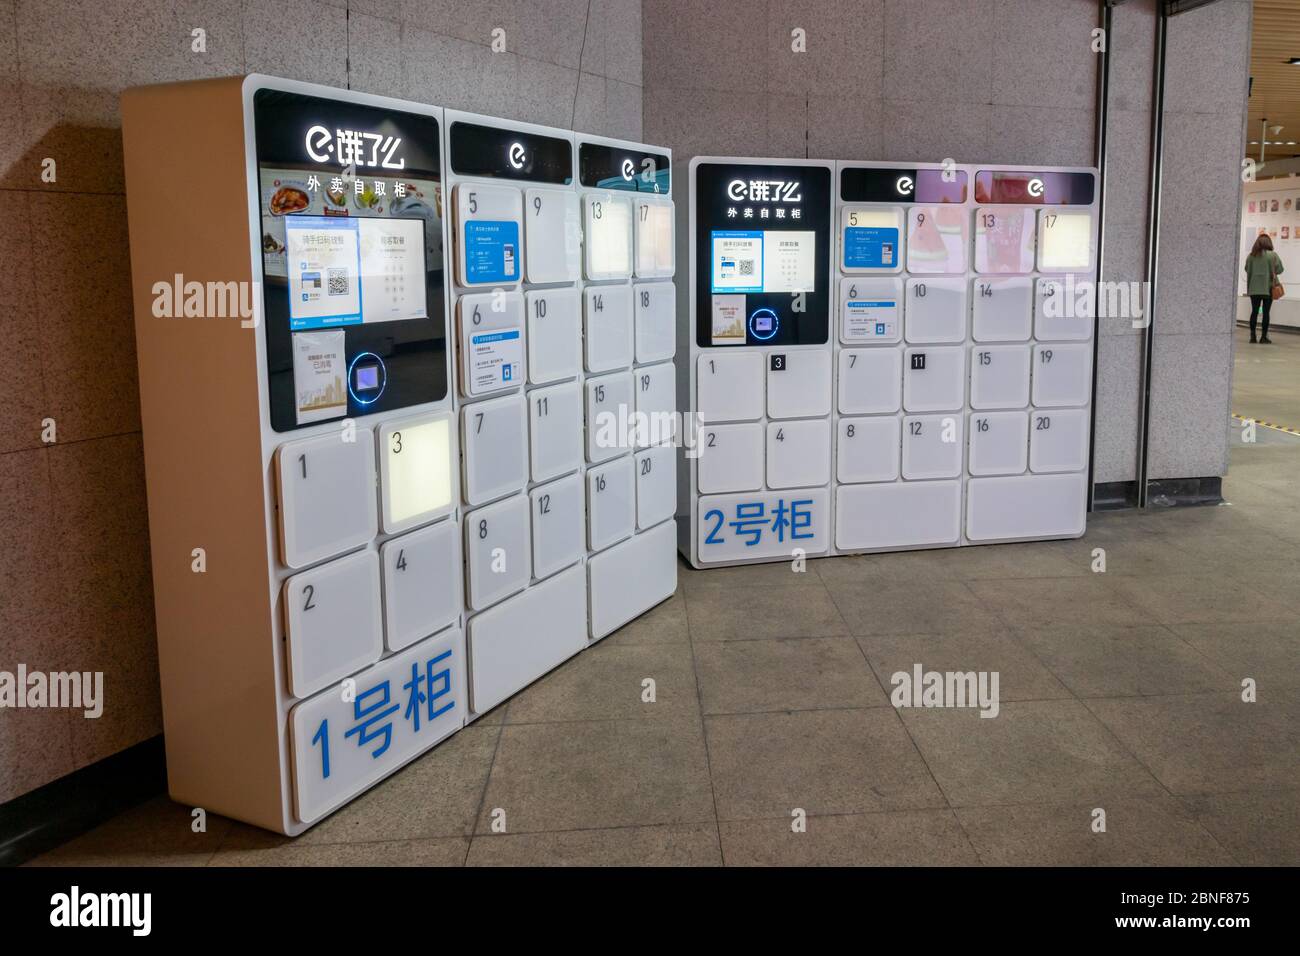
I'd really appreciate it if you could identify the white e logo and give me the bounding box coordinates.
[1027,177,1045,198]
[508,142,526,170]
[621,158,635,181]
[305,125,332,162]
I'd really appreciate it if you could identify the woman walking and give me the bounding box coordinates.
[1244,233,1284,344]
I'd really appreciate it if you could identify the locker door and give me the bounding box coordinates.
[585,370,635,463]
[901,414,963,480]
[697,352,763,423]
[524,186,580,284]
[634,280,676,364]
[840,276,902,345]
[464,494,532,611]
[380,520,461,652]
[634,197,675,277]
[584,284,634,373]
[906,205,968,274]
[283,550,383,698]
[275,428,377,569]
[838,348,902,415]
[528,380,584,483]
[972,276,1033,343]
[766,418,831,489]
[968,410,1029,476]
[837,416,901,483]
[1034,277,1093,342]
[461,394,528,506]
[634,361,677,448]
[530,473,586,580]
[902,346,965,412]
[840,205,904,273]
[526,287,582,385]
[587,455,635,551]
[974,206,1036,274]
[458,291,525,397]
[696,422,763,494]
[767,350,832,419]
[635,444,676,528]
[969,344,1031,410]
[584,192,634,280]
[1029,407,1089,473]
[905,277,967,343]
[1037,209,1095,274]
[455,182,523,288]
[1030,344,1091,408]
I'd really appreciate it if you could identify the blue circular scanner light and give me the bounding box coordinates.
[748,308,779,341]
[347,352,387,406]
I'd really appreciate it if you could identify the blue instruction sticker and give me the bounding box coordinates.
[464,220,520,283]
[843,226,899,269]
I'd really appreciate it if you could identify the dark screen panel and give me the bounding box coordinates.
[449,121,572,184]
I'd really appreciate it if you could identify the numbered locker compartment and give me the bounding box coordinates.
[634,196,675,277]
[377,412,456,535]
[972,276,1033,342]
[1031,344,1091,407]
[464,494,532,612]
[455,182,523,287]
[634,361,676,447]
[768,349,831,419]
[968,410,1029,477]
[584,192,634,280]
[587,454,635,551]
[906,205,968,274]
[905,277,966,343]
[1037,209,1095,274]
[283,550,383,699]
[902,414,964,480]
[840,276,902,345]
[584,284,633,372]
[524,186,580,284]
[836,481,962,552]
[697,422,763,494]
[903,346,965,412]
[634,280,676,363]
[458,291,524,397]
[468,564,587,715]
[1034,277,1093,341]
[767,419,831,489]
[839,348,902,415]
[526,288,582,385]
[1029,407,1089,474]
[697,352,763,423]
[635,444,676,529]
[966,473,1087,541]
[276,428,378,570]
[970,344,1031,410]
[837,416,901,484]
[380,520,461,653]
[529,380,584,483]
[530,473,586,580]
[585,370,635,463]
[462,393,528,506]
[974,206,1036,274]
[840,205,904,273]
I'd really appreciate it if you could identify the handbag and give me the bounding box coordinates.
[1271,255,1285,300]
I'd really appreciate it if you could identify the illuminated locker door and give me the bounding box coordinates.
[634,196,675,278]
[837,416,901,483]
[697,422,763,494]
[526,288,582,385]
[970,345,1031,410]
[376,412,456,535]
[584,192,634,280]
[530,473,586,580]
[461,393,528,506]
[464,494,532,611]
[902,346,965,413]
[1037,209,1095,274]
[972,277,1033,342]
[524,186,580,284]
[904,277,966,343]
[634,281,676,364]
[968,411,1029,477]
[585,370,635,463]
[840,276,902,345]
[283,550,383,699]
[584,284,634,373]
[974,206,1036,274]
[839,348,902,415]
[458,291,524,397]
[697,352,763,423]
[1034,277,1093,342]
[454,182,523,288]
[1029,407,1089,474]
[529,380,584,483]
[380,520,461,652]
[906,205,968,274]
[634,361,677,448]
[840,205,904,273]
[587,455,635,551]
[767,350,832,419]
[1030,344,1091,408]
[766,418,831,489]
[275,428,378,570]
[902,414,963,480]
[635,444,676,529]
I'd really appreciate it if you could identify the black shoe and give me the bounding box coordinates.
[1261,336,1273,344]
[1250,334,1257,343]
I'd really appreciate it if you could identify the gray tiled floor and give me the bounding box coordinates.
[27,339,1300,866]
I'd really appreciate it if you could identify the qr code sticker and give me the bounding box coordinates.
[327,268,349,296]
[739,260,755,276]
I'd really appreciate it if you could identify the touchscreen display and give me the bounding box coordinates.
[710,229,815,294]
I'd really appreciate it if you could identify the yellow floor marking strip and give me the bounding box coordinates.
[1232,413,1300,437]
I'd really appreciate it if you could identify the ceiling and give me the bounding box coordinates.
[1248,0,1300,162]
